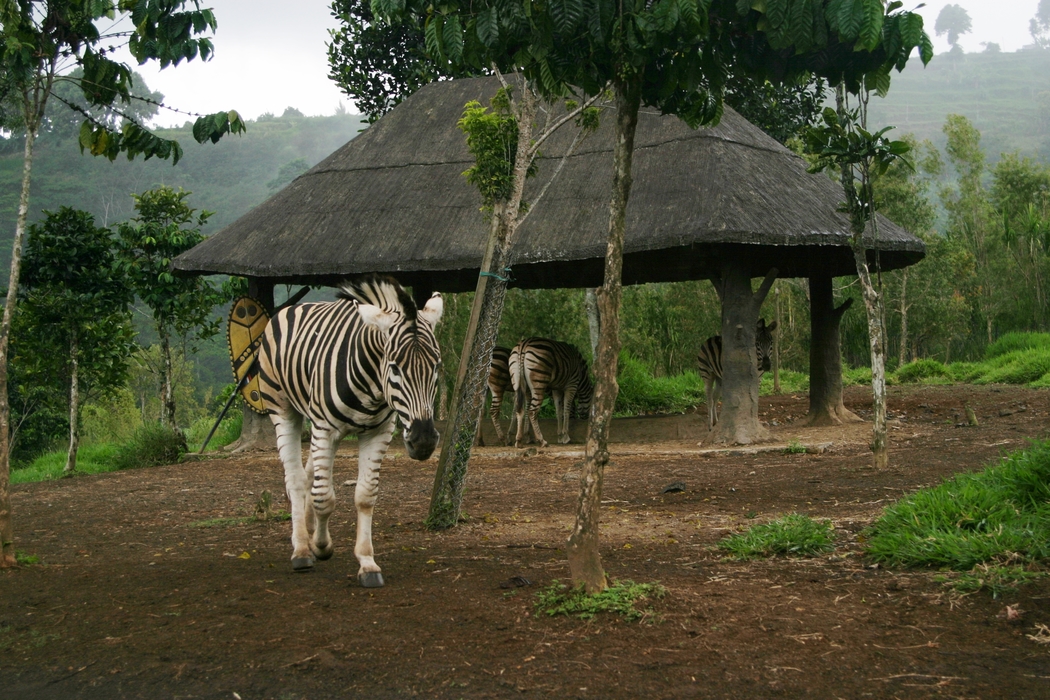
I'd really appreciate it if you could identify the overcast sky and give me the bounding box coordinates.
[131,0,1045,128]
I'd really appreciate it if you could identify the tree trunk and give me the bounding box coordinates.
[898,268,909,367]
[567,78,641,593]
[64,331,80,475]
[226,278,277,453]
[772,283,781,394]
[585,288,600,360]
[0,126,38,568]
[160,331,176,430]
[709,263,777,445]
[805,275,861,426]
[427,85,538,529]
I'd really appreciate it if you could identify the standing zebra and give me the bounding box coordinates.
[697,318,777,430]
[486,346,515,446]
[509,337,593,448]
[257,275,443,587]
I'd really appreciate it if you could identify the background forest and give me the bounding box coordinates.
[3,43,1049,477]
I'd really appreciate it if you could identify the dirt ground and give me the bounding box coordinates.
[3,385,1050,699]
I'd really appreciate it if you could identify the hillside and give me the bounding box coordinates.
[868,48,1050,161]
[0,110,368,272]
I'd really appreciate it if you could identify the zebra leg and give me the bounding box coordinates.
[711,377,723,428]
[489,389,505,445]
[556,388,575,444]
[307,428,340,562]
[353,416,395,588]
[513,386,529,448]
[528,390,548,448]
[272,411,314,571]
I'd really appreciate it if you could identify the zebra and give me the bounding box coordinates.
[509,337,593,448]
[697,318,777,430]
[257,275,443,587]
[485,345,516,446]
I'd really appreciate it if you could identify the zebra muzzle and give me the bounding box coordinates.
[403,418,439,460]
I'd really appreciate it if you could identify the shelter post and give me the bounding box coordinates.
[805,275,861,426]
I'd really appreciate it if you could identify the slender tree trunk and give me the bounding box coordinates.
[427,86,538,529]
[710,264,777,445]
[772,283,781,394]
[0,126,38,568]
[585,288,600,360]
[64,332,80,475]
[805,275,861,426]
[567,78,640,593]
[898,268,909,367]
[160,331,176,430]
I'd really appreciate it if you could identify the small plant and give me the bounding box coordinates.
[894,358,950,383]
[937,563,1045,599]
[110,422,187,471]
[784,439,806,454]
[15,551,39,566]
[535,579,665,622]
[719,513,836,559]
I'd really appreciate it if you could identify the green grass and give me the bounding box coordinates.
[935,564,1046,599]
[718,513,836,559]
[187,409,243,452]
[535,579,666,622]
[985,332,1050,359]
[894,358,950,384]
[12,443,121,484]
[864,440,1050,570]
[615,353,705,416]
[784,439,807,454]
[110,423,187,471]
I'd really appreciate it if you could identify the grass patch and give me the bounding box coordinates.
[535,579,665,622]
[864,440,1050,570]
[12,443,121,484]
[894,358,950,384]
[187,408,243,453]
[615,353,704,416]
[784,439,806,454]
[985,332,1050,359]
[190,511,290,528]
[15,551,39,566]
[760,369,809,394]
[842,366,872,387]
[935,563,1046,599]
[719,513,836,559]
[110,422,187,471]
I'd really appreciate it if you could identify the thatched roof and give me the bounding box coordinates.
[173,75,924,292]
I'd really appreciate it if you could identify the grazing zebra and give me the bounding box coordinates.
[509,337,593,448]
[697,318,777,429]
[486,345,516,446]
[257,275,443,587]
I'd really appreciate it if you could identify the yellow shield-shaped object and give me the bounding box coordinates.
[227,297,270,415]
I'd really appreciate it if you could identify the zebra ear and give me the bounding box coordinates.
[357,303,398,333]
[418,292,444,327]
[766,320,778,333]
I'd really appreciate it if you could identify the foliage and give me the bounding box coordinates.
[718,514,836,559]
[110,422,187,472]
[864,440,1050,570]
[723,74,828,145]
[14,551,38,566]
[987,332,1050,359]
[534,579,665,622]
[937,563,1046,599]
[1033,0,1050,50]
[614,353,704,416]
[934,4,972,49]
[457,89,537,209]
[186,405,242,453]
[894,358,949,383]
[11,443,120,484]
[327,0,480,122]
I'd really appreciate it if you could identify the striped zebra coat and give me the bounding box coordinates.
[257,275,443,587]
[485,346,516,446]
[697,318,777,430]
[509,337,593,448]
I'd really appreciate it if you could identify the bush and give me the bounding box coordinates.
[186,408,243,452]
[615,352,704,416]
[759,369,809,394]
[971,348,1050,385]
[842,366,872,386]
[864,440,1050,570]
[110,423,187,471]
[895,358,949,383]
[985,332,1050,360]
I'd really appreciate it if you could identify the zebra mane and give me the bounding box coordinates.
[337,274,418,323]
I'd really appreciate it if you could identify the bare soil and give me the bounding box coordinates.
[3,385,1050,699]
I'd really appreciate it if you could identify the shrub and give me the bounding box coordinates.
[110,423,187,471]
[186,409,243,452]
[864,440,1050,570]
[719,513,836,559]
[615,352,704,416]
[842,366,872,386]
[971,348,1050,385]
[985,332,1050,360]
[895,358,949,383]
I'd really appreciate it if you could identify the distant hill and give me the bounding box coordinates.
[867,48,1050,162]
[0,110,368,272]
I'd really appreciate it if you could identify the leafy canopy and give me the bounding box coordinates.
[0,0,246,164]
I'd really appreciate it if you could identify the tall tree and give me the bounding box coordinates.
[935,4,972,50]
[1030,0,1050,50]
[117,186,224,431]
[0,0,244,569]
[19,207,134,474]
[380,0,932,591]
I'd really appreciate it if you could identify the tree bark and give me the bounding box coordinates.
[709,263,777,445]
[160,331,176,430]
[64,331,80,475]
[567,78,640,593]
[898,268,909,367]
[585,288,600,360]
[772,284,781,394]
[0,125,39,568]
[805,275,861,426]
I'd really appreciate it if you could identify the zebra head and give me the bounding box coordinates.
[756,318,778,373]
[346,276,444,461]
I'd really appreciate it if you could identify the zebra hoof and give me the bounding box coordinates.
[292,557,315,572]
[358,571,385,588]
[312,544,334,561]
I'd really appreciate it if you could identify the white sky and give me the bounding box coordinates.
[127,0,1043,128]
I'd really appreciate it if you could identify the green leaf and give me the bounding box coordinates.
[476,6,499,46]
[443,14,464,64]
